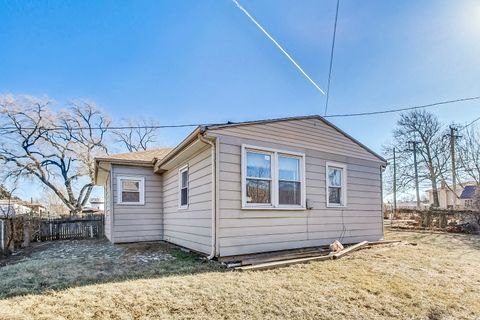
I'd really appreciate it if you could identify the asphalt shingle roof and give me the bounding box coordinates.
[98,148,173,163]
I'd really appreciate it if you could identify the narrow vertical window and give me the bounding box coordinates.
[245,151,272,205]
[179,166,189,208]
[278,156,301,205]
[326,163,346,207]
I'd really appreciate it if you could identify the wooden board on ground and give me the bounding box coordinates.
[219,246,329,264]
[367,240,401,245]
[240,249,330,266]
[235,240,405,271]
[237,254,333,271]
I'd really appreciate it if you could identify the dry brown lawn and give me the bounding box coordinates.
[0,230,479,320]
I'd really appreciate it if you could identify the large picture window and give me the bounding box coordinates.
[117,176,145,205]
[326,162,347,207]
[242,145,305,209]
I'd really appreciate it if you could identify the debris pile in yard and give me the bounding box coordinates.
[329,240,344,252]
[231,240,408,271]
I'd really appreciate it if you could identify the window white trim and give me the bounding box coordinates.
[326,162,347,208]
[241,144,306,210]
[117,176,145,205]
[178,165,189,209]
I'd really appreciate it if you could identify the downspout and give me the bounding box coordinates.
[380,164,386,240]
[198,134,217,259]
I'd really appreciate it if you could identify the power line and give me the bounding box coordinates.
[460,115,480,131]
[324,96,480,118]
[0,124,201,132]
[324,0,340,116]
[232,0,326,95]
[1,95,478,131]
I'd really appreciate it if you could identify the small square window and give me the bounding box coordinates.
[117,177,144,205]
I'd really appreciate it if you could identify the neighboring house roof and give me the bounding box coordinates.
[460,185,477,199]
[96,148,173,165]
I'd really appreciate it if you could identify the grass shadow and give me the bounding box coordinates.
[0,239,226,299]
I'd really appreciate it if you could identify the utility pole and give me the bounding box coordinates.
[408,141,421,210]
[447,125,462,207]
[392,147,397,226]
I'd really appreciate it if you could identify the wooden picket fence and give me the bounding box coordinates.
[39,215,104,241]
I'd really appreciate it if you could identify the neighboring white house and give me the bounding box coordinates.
[0,200,46,217]
[89,197,105,211]
[95,115,387,258]
[426,182,477,209]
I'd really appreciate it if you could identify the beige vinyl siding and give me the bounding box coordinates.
[104,172,112,241]
[208,118,384,257]
[162,146,212,255]
[112,165,163,243]
[210,118,383,163]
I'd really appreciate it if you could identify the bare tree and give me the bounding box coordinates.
[0,96,110,215]
[387,110,450,207]
[457,124,480,185]
[113,119,158,152]
[39,187,70,216]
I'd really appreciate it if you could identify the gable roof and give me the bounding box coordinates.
[460,185,477,199]
[204,115,387,163]
[97,114,387,178]
[96,148,173,165]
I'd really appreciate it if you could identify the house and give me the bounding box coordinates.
[0,200,31,217]
[426,182,477,209]
[459,185,477,209]
[89,197,105,211]
[94,115,387,258]
[81,197,105,215]
[0,199,46,217]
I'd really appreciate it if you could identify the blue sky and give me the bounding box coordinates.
[1,0,480,200]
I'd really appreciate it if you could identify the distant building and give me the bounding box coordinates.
[384,201,429,211]
[89,197,104,211]
[459,185,477,209]
[426,182,477,209]
[0,200,46,217]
